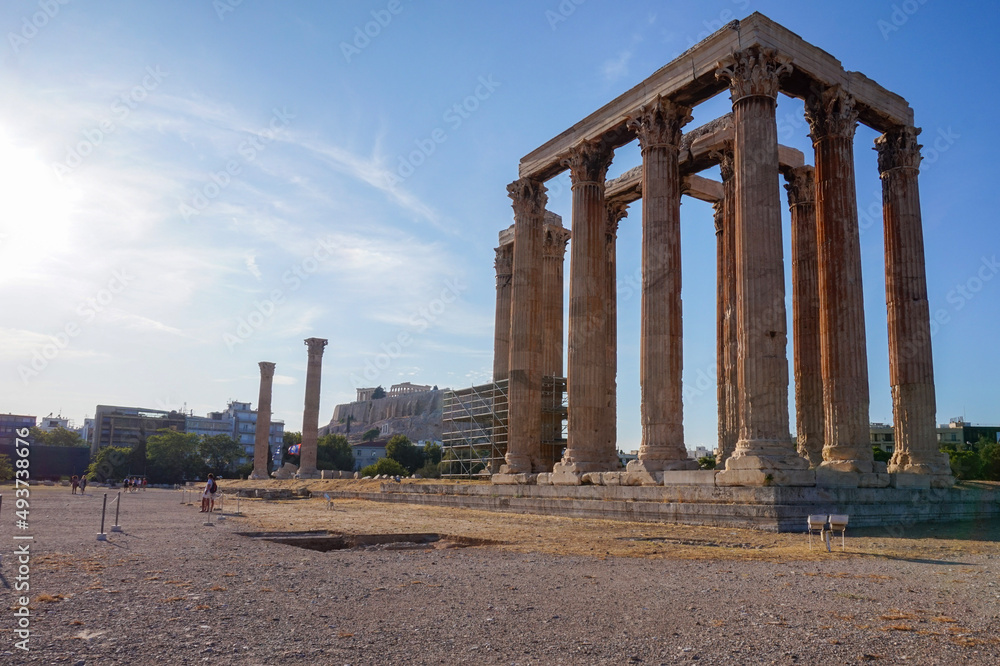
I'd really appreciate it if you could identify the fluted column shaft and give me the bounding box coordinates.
[806,86,873,473]
[627,96,693,472]
[493,244,513,382]
[542,224,570,450]
[785,166,825,467]
[299,337,328,477]
[716,148,738,467]
[715,47,805,478]
[605,203,626,459]
[502,178,547,474]
[557,139,616,473]
[251,361,276,479]
[876,126,951,478]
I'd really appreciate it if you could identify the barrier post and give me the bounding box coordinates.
[97,493,108,541]
[217,492,226,522]
[111,492,123,532]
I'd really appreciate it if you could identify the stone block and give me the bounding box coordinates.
[662,470,718,486]
[536,473,552,485]
[581,473,602,485]
[859,473,890,488]
[491,473,536,485]
[929,474,956,489]
[600,472,624,486]
[716,468,816,487]
[621,470,662,486]
[549,469,583,486]
[815,469,860,488]
[890,473,931,489]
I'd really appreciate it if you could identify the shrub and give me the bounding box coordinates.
[415,461,442,479]
[872,446,892,463]
[697,455,717,470]
[360,457,408,478]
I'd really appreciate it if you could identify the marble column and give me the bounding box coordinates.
[605,201,627,462]
[298,337,328,478]
[541,221,570,454]
[715,47,810,485]
[501,178,547,475]
[805,85,873,475]
[553,138,617,479]
[493,243,514,382]
[250,361,276,480]
[716,148,738,467]
[784,165,825,467]
[626,95,697,476]
[876,125,953,484]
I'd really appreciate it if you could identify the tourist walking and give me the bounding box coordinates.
[71,476,79,494]
[80,477,87,493]
[201,474,218,513]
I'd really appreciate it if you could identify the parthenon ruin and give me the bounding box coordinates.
[493,13,953,490]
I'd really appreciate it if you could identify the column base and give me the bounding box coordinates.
[626,458,697,485]
[249,469,269,480]
[887,458,952,477]
[295,467,321,479]
[271,463,298,479]
[818,459,875,474]
[724,449,810,471]
[499,455,532,475]
[492,473,537,485]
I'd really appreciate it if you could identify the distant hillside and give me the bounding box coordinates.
[324,387,443,444]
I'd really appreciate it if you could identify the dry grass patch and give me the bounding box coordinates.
[162,596,185,603]
[35,593,66,603]
[881,624,915,632]
[69,620,84,626]
[932,616,959,623]
[209,586,226,592]
[879,611,917,621]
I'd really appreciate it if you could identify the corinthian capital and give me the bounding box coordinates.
[507,177,548,219]
[494,245,513,277]
[542,226,571,259]
[783,165,815,208]
[715,47,791,102]
[305,337,328,357]
[804,85,859,141]
[875,125,922,174]
[606,200,629,240]
[258,361,276,378]
[711,142,735,183]
[626,95,692,151]
[561,138,614,185]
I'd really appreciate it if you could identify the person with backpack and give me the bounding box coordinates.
[201,474,218,513]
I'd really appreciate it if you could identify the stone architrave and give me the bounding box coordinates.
[250,361,276,480]
[715,147,738,467]
[784,165,825,467]
[298,337,328,478]
[876,126,953,484]
[605,201,627,459]
[542,220,570,448]
[805,86,873,476]
[626,95,697,478]
[714,47,811,486]
[501,178,547,474]
[552,138,617,481]
[493,243,514,382]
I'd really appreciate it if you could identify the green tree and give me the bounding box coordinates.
[317,433,355,471]
[199,434,245,476]
[945,448,982,481]
[386,434,423,473]
[371,386,386,399]
[30,426,88,446]
[0,453,13,481]
[360,457,408,477]
[697,455,717,470]
[422,441,442,466]
[872,445,892,464]
[979,440,1000,481]
[86,446,132,483]
[281,431,302,466]
[146,430,202,484]
[415,460,441,478]
[361,428,380,442]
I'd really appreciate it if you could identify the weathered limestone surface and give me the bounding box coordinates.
[297,337,328,478]
[715,147,738,467]
[714,47,808,486]
[542,217,570,450]
[876,126,953,482]
[554,139,617,476]
[250,361,275,480]
[806,86,873,475]
[492,241,513,382]
[627,95,697,474]
[502,178,547,474]
[784,166,824,467]
[604,202,625,460]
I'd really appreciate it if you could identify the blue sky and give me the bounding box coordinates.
[1,0,998,452]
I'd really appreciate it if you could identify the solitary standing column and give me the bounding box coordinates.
[552,138,616,482]
[541,220,570,452]
[716,148,738,467]
[784,165,825,467]
[298,337,328,478]
[493,243,514,382]
[250,361,276,479]
[715,47,810,486]
[876,125,953,486]
[500,178,547,476]
[805,86,874,478]
[605,201,627,461]
[626,95,697,479]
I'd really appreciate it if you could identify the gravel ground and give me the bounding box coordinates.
[2,485,998,665]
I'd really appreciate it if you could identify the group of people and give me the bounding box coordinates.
[70,475,87,494]
[122,477,147,492]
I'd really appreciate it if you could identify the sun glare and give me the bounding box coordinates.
[0,127,81,282]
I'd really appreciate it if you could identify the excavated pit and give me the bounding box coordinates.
[237,530,500,552]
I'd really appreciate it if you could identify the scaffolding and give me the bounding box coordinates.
[441,376,567,478]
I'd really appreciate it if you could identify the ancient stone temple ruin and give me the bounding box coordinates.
[494,13,953,490]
